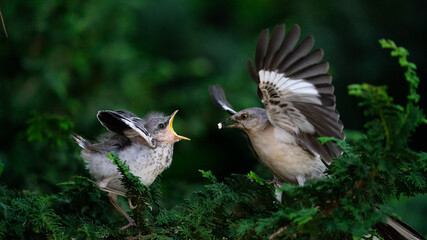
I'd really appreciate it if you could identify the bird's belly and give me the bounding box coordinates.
[119,145,173,186]
[83,144,173,190]
[250,129,326,184]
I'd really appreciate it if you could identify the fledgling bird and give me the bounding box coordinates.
[209,24,424,240]
[72,109,189,230]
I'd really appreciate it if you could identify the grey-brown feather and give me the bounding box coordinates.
[305,74,332,86]
[375,218,426,240]
[270,25,301,70]
[97,111,134,134]
[255,29,270,71]
[247,59,260,84]
[248,24,344,163]
[97,110,150,137]
[285,49,324,76]
[97,110,157,148]
[293,102,343,163]
[278,36,314,71]
[209,85,237,115]
[288,62,330,79]
[84,133,132,153]
[264,24,286,70]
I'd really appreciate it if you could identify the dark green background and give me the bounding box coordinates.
[1,0,426,235]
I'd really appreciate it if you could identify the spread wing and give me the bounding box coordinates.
[247,24,344,163]
[97,110,157,148]
[209,85,237,115]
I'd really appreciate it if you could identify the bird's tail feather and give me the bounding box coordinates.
[375,217,425,240]
[71,134,90,149]
[208,85,237,115]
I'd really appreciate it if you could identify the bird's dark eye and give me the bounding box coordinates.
[241,113,248,120]
[158,123,165,129]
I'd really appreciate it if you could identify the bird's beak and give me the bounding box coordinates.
[168,110,190,141]
[217,117,239,129]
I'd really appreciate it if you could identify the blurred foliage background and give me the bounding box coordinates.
[0,0,426,235]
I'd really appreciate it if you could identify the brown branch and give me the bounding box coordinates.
[0,7,8,38]
[124,230,157,240]
[269,226,287,239]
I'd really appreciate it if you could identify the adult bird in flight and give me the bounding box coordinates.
[211,24,344,187]
[209,24,424,240]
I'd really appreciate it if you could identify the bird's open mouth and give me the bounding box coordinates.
[169,110,190,141]
[217,118,238,129]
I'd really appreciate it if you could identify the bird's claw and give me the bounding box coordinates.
[119,220,136,231]
[128,198,137,209]
[267,178,282,188]
[145,201,153,211]
[127,198,153,211]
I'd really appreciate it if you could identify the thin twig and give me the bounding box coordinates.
[125,232,155,240]
[0,7,7,38]
[269,226,287,239]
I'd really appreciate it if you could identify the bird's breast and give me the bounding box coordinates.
[249,127,326,184]
[118,143,174,186]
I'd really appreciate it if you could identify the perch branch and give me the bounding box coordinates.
[0,8,7,38]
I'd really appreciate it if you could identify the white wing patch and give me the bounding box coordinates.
[121,118,156,148]
[258,70,320,135]
[259,70,321,105]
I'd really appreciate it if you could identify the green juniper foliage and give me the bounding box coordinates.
[26,111,75,148]
[107,152,162,237]
[0,40,425,239]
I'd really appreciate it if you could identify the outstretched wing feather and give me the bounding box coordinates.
[255,29,270,71]
[264,24,286,69]
[286,49,324,76]
[278,36,314,71]
[288,62,330,79]
[97,110,156,148]
[250,24,344,162]
[271,25,301,70]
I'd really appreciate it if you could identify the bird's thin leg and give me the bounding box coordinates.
[97,177,137,212]
[100,186,127,197]
[268,176,283,202]
[97,176,127,197]
[296,175,306,186]
[97,177,135,230]
[101,186,136,211]
[274,182,283,202]
[108,192,136,231]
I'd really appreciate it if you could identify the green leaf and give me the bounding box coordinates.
[278,182,297,194]
[288,207,318,225]
[247,171,265,185]
[198,169,217,183]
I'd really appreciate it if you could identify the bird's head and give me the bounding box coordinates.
[144,110,190,143]
[218,107,268,132]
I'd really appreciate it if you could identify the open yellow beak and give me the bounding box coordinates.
[169,110,190,141]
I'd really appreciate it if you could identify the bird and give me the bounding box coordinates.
[209,24,424,240]
[72,109,189,230]
[210,24,343,187]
